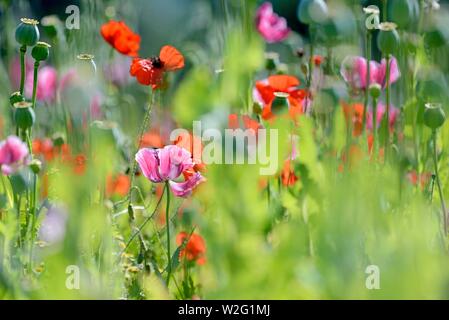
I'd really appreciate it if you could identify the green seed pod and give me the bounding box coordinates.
[424,103,446,130]
[29,159,42,174]
[377,22,400,55]
[32,41,51,61]
[271,92,290,115]
[13,101,35,130]
[265,52,279,72]
[41,15,60,39]
[10,92,24,107]
[389,0,419,29]
[297,0,328,25]
[369,84,382,99]
[15,18,40,47]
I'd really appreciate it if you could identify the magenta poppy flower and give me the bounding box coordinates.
[25,66,58,104]
[136,145,204,198]
[0,136,29,175]
[340,56,400,90]
[255,2,290,43]
[367,102,399,131]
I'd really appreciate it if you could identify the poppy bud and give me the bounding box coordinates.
[423,103,446,130]
[265,52,279,72]
[32,41,51,61]
[271,92,290,115]
[29,159,42,174]
[369,84,382,99]
[389,0,419,29]
[10,92,24,106]
[297,0,328,25]
[15,18,40,47]
[377,22,400,55]
[253,102,263,115]
[13,101,35,130]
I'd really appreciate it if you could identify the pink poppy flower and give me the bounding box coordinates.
[136,145,204,198]
[25,66,58,104]
[0,136,29,175]
[255,2,290,43]
[366,102,399,131]
[340,56,400,90]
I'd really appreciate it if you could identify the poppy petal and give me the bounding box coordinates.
[159,45,185,71]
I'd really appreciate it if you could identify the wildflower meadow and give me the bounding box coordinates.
[0,0,449,302]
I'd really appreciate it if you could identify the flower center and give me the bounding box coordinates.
[151,57,164,69]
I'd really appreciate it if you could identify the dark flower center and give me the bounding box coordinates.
[151,57,163,69]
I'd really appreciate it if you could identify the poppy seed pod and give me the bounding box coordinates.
[10,92,24,107]
[13,101,35,130]
[15,18,40,47]
[297,0,328,25]
[29,159,42,174]
[389,0,419,29]
[369,84,382,99]
[377,22,399,55]
[32,41,51,61]
[271,92,290,115]
[424,103,446,130]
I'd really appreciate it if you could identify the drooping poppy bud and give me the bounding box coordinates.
[29,159,42,174]
[377,22,400,55]
[32,41,51,61]
[423,103,446,130]
[15,18,40,47]
[13,101,35,130]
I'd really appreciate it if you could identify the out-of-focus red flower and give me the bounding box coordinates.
[106,173,131,197]
[407,171,432,190]
[101,20,140,57]
[228,114,262,136]
[313,55,324,67]
[342,102,364,137]
[253,75,307,120]
[173,131,205,173]
[176,232,206,265]
[130,45,184,89]
[33,138,55,161]
[280,160,298,186]
[140,129,165,148]
[73,154,87,175]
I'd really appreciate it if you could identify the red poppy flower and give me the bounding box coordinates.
[106,173,131,197]
[130,45,184,89]
[101,20,140,57]
[176,232,206,265]
[173,131,206,174]
[342,102,364,137]
[280,160,298,186]
[228,114,262,135]
[313,55,324,67]
[254,75,307,120]
[140,129,165,148]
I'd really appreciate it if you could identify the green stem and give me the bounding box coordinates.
[384,55,391,161]
[432,131,447,235]
[165,182,172,287]
[19,45,26,95]
[127,88,155,217]
[383,0,388,22]
[31,61,39,108]
[372,96,378,157]
[363,31,372,132]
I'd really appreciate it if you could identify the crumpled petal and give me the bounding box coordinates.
[158,145,193,181]
[169,171,204,198]
[135,148,163,182]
